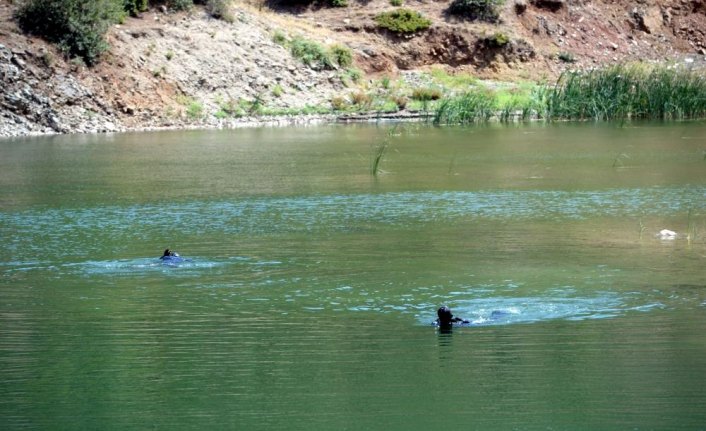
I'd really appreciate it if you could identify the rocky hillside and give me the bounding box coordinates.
[1,0,705,137]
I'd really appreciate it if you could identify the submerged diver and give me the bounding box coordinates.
[434,306,470,329]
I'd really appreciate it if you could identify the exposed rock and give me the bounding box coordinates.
[631,7,665,34]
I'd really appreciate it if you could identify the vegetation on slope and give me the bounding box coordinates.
[14,0,232,65]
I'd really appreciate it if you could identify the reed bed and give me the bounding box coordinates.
[433,63,706,125]
[433,91,496,125]
[547,64,706,121]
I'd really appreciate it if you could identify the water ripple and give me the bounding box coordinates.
[1,186,704,235]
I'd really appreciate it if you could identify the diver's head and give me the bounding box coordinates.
[163,249,171,257]
[437,306,453,324]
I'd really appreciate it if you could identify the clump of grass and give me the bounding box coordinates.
[430,67,477,89]
[186,100,204,119]
[339,69,360,87]
[331,95,347,111]
[485,31,510,47]
[371,128,396,176]
[330,44,353,68]
[272,84,283,97]
[686,209,699,244]
[374,8,432,34]
[287,36,355,71]
[391,94,408,110]
[272,30,287,46]
[411,87,443,101]
[547,63,706,121]
[290,36,334,70]
[206,0,235,23]
[447,0,505,23]
[433,91,496,125]
[152,66,167,78]
[351,91,373,108]
[558,51,576,63]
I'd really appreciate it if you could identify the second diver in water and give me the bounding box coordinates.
[434,306,470,329]
[160,248,188,264]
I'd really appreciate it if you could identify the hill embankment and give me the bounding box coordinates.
[1,0,705,137]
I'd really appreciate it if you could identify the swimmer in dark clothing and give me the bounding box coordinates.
[160,248,179,259]
[434,306,470,328]
[160,248,188,264]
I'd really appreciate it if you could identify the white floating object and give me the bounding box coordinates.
[658,229,677,240]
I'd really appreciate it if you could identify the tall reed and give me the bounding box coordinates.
[432,63,706,125]
[547,64,706,121]
[433,91,495,125]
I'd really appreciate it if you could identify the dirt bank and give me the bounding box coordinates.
[1,0,705,137]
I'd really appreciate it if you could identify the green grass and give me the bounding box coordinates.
[433,63,706,125]
[429,68,478,89]
[290,36,334,70]
[547,63,706,121]
[186,101,204,119]
[371,131,392,176]
[374,8,432,34]
[433,91,496,124]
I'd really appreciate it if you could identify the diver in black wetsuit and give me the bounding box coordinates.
[434,306,470,329]
[160,249,179,259]
[159,248,188,264]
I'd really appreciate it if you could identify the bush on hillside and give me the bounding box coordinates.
[447,0,505,23]
[374,8,432,34]
[330,44,353,68]
[15,0,125,66]
[124,0,148,16]
[290,36,335,69]
[265,0,347,7]
[206,0,234,22]
[165,0,194,10]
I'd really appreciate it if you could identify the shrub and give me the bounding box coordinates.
[206,0,234,22]
[272,30,287,46]
[350,91,372,107]
[331,96,347,110]
[186,100,204,119]
[411,87,442,101]
[15,0,125,66]
[391,94,408,109]
[344,68,362,83]
[290,36,334,69]
[272,84,283,97]
[374,8,432,34]
[167,0,194,10]
[124,0,148,16]
[390,0,403,5]
[558,51,576,63]
[330,44,353,68]
[485,32,510,47]
[447,0,505,23]
[331,0,348,6]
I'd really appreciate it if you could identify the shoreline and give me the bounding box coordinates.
[0,110,439,140]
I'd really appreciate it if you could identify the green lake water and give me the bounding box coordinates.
[1,122,705,430]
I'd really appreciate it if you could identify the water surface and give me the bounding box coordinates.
[1,122,705,429]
